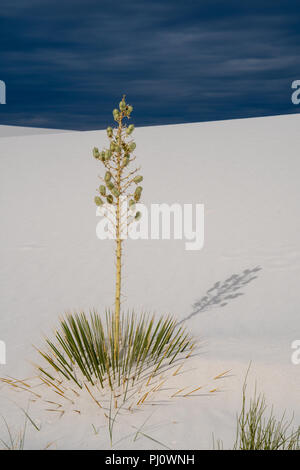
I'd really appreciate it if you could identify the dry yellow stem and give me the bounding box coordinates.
[114,110,123,360]
[172,364,184,376]
[183,385,203,397]
[146,373,153,386]
[84,383,102,409]
[40,376,65,394]
[154,379,166,392]
[171,387,186,398]
[141,392,149,403]
[137,391,149,405]
[213,370,231,380]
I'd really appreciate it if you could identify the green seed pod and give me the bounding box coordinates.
[115,145,122,153]
[110,141,116,152]
[94,196,103,206]
[105,171,112,182]
[133,175,143,184]
[119,100,126,111]
[126,124,135,135]
[135,211,142,221]
[111,187,120,198]
[105,149,112,160]
[100,151,105,161]
[127,105,133,114]
[106,126,113,138]
[113,109,119,121]
[93,147,100,158]
[128,199,135,211]
[106,181,114,191]
[134,186,142,202]
[129,199,135,207]
[107,195,113,204]
[129,142,136,152]
[99,185,106,196]
[122,154,130,167]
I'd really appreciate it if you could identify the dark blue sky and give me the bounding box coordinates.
[1,0,300,130]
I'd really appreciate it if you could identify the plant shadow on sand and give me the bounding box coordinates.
[178,266,262,325]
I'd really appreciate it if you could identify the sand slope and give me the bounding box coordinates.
[0,125,76,138]
[0,115,299,449]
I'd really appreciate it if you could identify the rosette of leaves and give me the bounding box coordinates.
[37,310,192,395]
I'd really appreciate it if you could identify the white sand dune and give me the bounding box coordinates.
[0,125,76,138]
[0,114,299,449]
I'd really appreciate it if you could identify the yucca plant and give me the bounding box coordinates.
[37,311,192,396]
[92,96,143,356]
[34,97,194,418]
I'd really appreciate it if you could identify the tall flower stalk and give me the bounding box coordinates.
[92,95,143,359]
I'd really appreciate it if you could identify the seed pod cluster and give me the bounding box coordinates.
[117,96,133,117]
[109,141,121,154]
[93,97,142,223]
